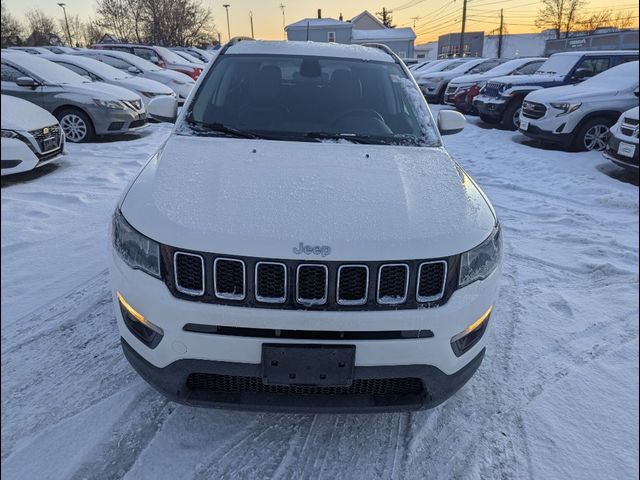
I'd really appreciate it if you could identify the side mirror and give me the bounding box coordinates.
[16,77,38,88]
[572,68,589,81]
[437,109,466,135]
[82,75,93,81]
[634,88,638,98]
[150,56,160,64]
[147,95,178,123]
[128,66,141,74]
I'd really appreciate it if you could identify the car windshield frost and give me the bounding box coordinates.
[535,54,582,75]
[186,55,440,147]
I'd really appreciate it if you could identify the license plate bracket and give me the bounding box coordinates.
[618,141,636,158]
[43,137,58,151]
[520,119,529,131]
[261,344,355,387]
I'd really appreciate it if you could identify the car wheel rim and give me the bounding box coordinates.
[583,124,609,151]
[60,114,87,142]
[513,108,521,128]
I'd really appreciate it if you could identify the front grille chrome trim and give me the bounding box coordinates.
[296,264,329,306]
[416,260,447,303]
[255,261,287,304]
[213,257,246,301]
[377,264,410,305]
[173,252,205,296]
[336,264,369,306]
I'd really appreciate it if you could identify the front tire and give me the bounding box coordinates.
[502,100,523,131]
[56,109,95,143]
[573,117,613,152]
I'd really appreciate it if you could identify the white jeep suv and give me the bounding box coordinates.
[110,40,502,412]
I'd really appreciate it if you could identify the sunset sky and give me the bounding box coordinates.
[5,0,639,44]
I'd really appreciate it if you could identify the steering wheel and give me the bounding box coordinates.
[331,109,386,127]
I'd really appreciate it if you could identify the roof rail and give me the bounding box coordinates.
[361,42,404,66]
[218,36,255,56]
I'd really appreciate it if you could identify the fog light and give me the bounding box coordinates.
[117,292,164,348]
[451,306,492,357]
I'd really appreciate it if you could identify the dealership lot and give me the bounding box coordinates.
[1,106,637,479]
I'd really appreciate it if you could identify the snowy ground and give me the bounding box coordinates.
[2,110,638,480]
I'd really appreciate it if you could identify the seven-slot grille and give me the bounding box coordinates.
[169,251,450,310]
[522,101,547,119]
[483,81,502,98]
[29,124,62,153]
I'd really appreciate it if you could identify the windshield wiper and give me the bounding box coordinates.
[305,132,389,145]
[186,118,259,139]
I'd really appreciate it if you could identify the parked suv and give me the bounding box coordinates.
[474,50,638,130]
[1,51,148,142]
[603,107,639,171]
[110,40,502,412]
[445,57,545,113]
[519,61,639,151]
[92,44,202,80]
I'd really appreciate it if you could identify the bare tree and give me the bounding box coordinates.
[83,19,105,46]
[25,8,61,45]
[1,1,23,47]
[376,7,395,28]
[578,9,637,34]
[535,0,587,39]
[95,0,141,42]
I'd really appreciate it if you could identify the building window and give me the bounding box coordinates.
[328,31,336,43]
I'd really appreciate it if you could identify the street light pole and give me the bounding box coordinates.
[280,3,286,39]
[57,3,73,46]
[249,11,254,39]
[222,4,231,43]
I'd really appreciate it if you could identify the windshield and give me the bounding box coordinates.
[106,51,162,71]
[484,58,533,76]
[8,53,89,84]
[536,54,582,75]
[581,61,639,89]
[440,60,470,72]
[74,56,130,80]
[186,54,440,147]
[155,46,190,64]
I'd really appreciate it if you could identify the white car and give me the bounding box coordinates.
[519,61,639,151]
[1,95,65,176]
[417,58,504,104]
[74,50,196,105]
[109,40,502,412]
[41,54,177,122]
[603,106,639,171]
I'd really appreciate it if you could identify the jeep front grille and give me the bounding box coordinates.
[164,247,454,311]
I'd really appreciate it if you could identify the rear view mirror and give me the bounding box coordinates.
[147,95,178,123]
[437,109,466,135]
[16,77,38,88]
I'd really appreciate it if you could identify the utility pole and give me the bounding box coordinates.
[497,8,504,58]
[458,0,468,56]
[223,4,231,43]
[249,11,254,39]
[57,3,72,46]
[280,4,286,39]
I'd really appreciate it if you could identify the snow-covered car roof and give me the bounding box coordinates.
[579,60,639,89]
[1,50,91,85]
[550,50,638,56]
[225,40,395,63]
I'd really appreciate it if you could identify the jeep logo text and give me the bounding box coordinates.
[293,242,331,257]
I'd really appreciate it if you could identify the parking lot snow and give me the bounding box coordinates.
[1,109,638,479]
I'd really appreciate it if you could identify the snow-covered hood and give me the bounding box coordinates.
[63,81,142,102]
[115,76,174,95]
[121,136,497,261]
[155,68,196,84]
[1,94,58,131]
[525,83,621,104]
[489,73,562,87]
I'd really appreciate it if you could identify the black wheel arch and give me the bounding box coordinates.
[571,110,622,134]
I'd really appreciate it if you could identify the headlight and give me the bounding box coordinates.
[459,226,502,287]
[1,129,18,138]
[140,91,158,98]
[93,98,126,109]
[171,79,186,85]
[550,102,582,117]
[112,209,161,278]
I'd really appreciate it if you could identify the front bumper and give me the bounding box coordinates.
[473,95,508,120]
[122,337,486,412]
[419,82,445,102]
[603,133,639,171]
[91,106,149,136]
[1,136,64,176]
[518,124,573,148]
[445,89,475,113]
